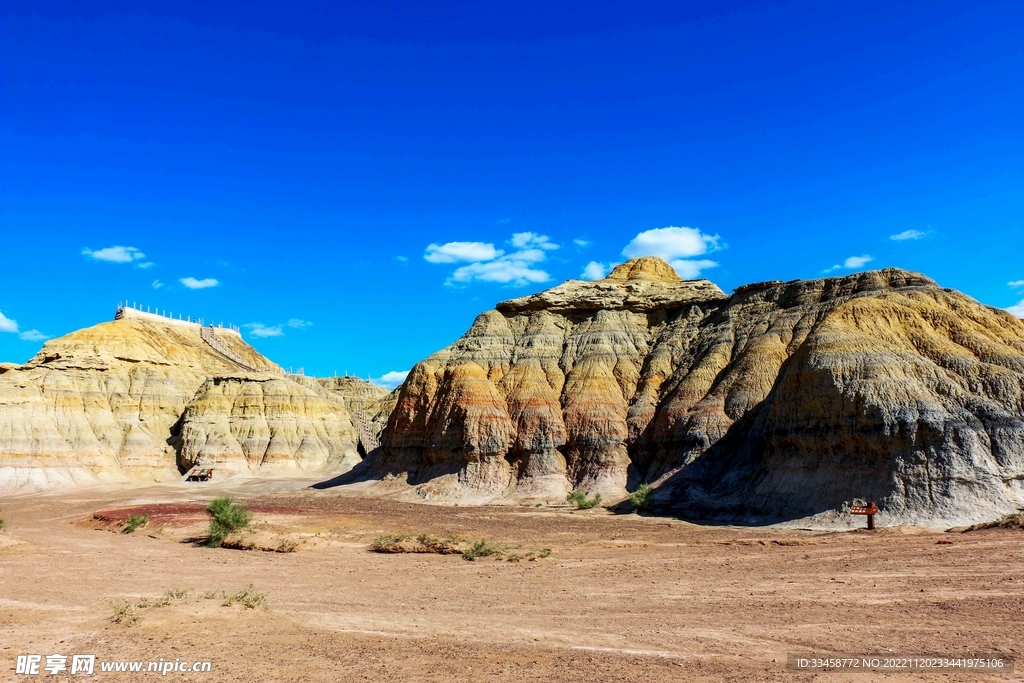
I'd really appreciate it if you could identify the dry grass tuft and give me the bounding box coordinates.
[368,532,552,562]
[223,584,268,610]
[965,513,1024,532]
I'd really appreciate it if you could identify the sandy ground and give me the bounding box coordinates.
[0,478,1021,682]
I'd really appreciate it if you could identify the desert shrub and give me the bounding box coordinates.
[163,588,190,601]
[0,506,5,531]
[629,484,652,511]
[111,601,139,626]
[206,497,251,548]
[993,513,1024,529]
[566,491,602,510]
[462,540,501,561]
[223,584,267,609]
[369,534,411,552]
[123,514,149,533]
[966,513,1024,531]
[416,533,464,554]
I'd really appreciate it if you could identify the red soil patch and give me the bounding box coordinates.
[89,500,315,529]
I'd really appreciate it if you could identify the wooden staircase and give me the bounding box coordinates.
[199,326,262,371]
[352,409,380,454]
[287,374,381,455]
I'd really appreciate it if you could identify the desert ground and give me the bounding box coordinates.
[1,479,1021,682]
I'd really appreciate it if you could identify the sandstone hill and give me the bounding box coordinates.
[356,257,1024,527]
[315,376,397,441]
[0,308,391,490]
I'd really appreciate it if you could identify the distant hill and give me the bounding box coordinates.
[0,309,392,490]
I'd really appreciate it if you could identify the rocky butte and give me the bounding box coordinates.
[0,307,391,490]
[352,257,1024,527]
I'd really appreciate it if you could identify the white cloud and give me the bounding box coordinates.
[241,319,311,338]
[890,229,927,241]
[0,312,47,340]
[180,277,219,289]
[394,255,409,263]
[1008,280,1024,287]
[669,259,719,279]
[427,233,559,287]
[82,245,146,264]
[0,311,18,333]
[19,329,49,342]
[137,261,155,269]
[581,261,607,280]
[244,323,284,337]
[510,232,558,251]
[1007,300,1024,318]
[151,279,164,289]
[424,241,503,264]
[823,254,874,273]
[373,370,409,390]
[573,238,590,247]
[622,226,721,261]
[449,258,550,286]
[620,227,723,280]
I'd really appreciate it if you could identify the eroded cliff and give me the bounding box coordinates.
[0,311,376,489]
[365,258,1024,526]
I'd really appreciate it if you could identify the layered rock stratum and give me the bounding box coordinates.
[0,308,391,490]
[358,257,1024,526]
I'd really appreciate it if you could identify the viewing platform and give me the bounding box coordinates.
[114,302,241,336]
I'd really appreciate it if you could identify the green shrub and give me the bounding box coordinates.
[206,497,251,548]
[629,483,652,511]
[0,506,5,531]
[123,514,149,533]
[462,539,501,561]
[566,490,602,510]
[223,584,267,609]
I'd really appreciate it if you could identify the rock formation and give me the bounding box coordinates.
[314,376,397,441]
[176,376,361,475]
[362,257,1024,526]
[0,308,388,490]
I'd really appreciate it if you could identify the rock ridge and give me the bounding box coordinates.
[359,258,1024,527]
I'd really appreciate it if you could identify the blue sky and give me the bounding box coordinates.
[2,1,1022,385]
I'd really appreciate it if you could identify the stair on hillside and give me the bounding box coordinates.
[352,409,380,454]
[199,326,262,372]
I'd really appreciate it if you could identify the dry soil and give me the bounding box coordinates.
[1,478,1021,682]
